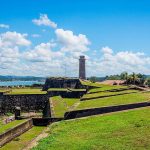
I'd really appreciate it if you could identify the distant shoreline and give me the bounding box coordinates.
[0,81,45,86]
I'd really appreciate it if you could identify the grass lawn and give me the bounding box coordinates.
[80,80,102,87]
[0,89,9,92]
[77,92,150,110]
[32,107,150,150]
[88,85,128,93]
[51,96,79,118]
[4,88,46,95]
[1,126,45,150]
[63,98,80,107]
[0,119,27,134]
[82,89,138,99]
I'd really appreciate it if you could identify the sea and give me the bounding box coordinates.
[0,81,45,86]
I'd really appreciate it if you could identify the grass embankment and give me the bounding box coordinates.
[32,107,150,150]
[77,92,150,110]
[88,85,128,93]
[0,119,27,134]
[4,88,46,95]
[1,126,45,150]
[0,89,9,93]
[80,80,102,87]
[51,96,79,118]
[82,89,138,99]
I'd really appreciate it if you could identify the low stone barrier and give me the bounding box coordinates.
[32,118,63,126]
[64,102,150,119]
[0,119,33,147]
[48,91,86,98]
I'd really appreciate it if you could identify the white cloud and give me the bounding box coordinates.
[31,34,40,38]
[86,47,150,77]
[0,31,31,47]
[101,46,113,54]
[2,27,150,77]
[23,42,63,62]
[0,31,31,70]
[32,14,57,28]
[55,28,90,57]
[0,24,9,29]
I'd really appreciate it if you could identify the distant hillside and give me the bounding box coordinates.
[0,75,46,81]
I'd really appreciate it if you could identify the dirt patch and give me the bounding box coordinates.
[69,102,80,111]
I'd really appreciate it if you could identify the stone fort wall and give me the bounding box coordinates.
[43,77,86,90]
[0,119,33,147]
[0,94,49,114]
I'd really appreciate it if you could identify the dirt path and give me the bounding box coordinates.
[50,98,55,118]
[23,127,49,150]
[69,101,80,111]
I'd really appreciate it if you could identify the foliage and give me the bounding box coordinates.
[106,72,147,85]
[87,76,106,82]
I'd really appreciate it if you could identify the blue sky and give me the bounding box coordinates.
[0,0,150,77]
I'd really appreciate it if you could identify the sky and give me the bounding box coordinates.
[1,0,150,77]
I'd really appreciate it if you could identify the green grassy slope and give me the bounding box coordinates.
[0,120,27,134]
[51,96,79,118]
[88,85,128,93]
[32,108,150,150]
[77,92,150,110]
[82,89,138,99]
[1,126,45,150]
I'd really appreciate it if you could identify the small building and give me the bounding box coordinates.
[99,80,125,85]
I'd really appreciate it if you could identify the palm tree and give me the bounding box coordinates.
[124,72,128,85]
[120,72,128,85]
[132,72,136,85]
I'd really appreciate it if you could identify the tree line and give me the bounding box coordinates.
[88,72,150,87]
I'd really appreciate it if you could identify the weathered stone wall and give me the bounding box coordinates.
[43,77,86,90]
[64,102,150,119]
[0,94,49,114]
[47,91,86,98]
[0,119,33,147]
[0,93,3,114]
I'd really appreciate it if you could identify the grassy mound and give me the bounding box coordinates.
[51,96,80,118]
[77,92,150,110]
[88,85,128,93]
[32,107,150,150]
[82,89,138,100]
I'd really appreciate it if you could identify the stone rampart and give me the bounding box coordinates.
[0,94,49,114]
[64,102,150,119]
[0,119,33,147]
